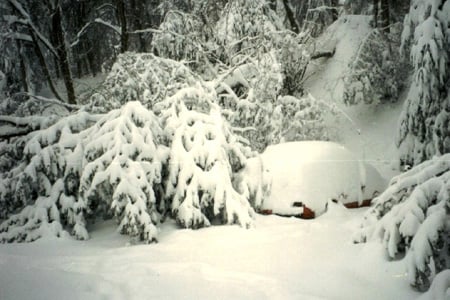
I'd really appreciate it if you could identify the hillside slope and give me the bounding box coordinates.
[304,15,405,179]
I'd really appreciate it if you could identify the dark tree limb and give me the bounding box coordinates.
[51,2,76,105]
[7,0,59,57]
[380,0,390,33]
[311,48,336,60]
[12,24,29,93]
[116,0,128,53]
[373,0,379,28]
[0,127,34,141]
[282,0,300,34]
[29,29,63,101]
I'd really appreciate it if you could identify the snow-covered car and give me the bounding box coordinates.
[235,141,387,218]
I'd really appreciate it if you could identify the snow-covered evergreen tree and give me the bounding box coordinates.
[216,51,284,152]
[397,0,450,167]
[0,111,99,242]
[158,83,255,229]
[354,154,450,291]
[80,101,168,242]
[0,102,169,243]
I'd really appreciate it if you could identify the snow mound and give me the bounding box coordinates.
[236,141,387,217]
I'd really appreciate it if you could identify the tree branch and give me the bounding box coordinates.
[7,0,59,57]
[310,48,336,60]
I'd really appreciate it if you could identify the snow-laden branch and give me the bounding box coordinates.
[307,6,339,12]
[213,55,253,89]
[0,115,49,128]
[355,153,450,290]
[129,28,163,34]
[70,18,121,48]
[18,93,80,111]
[1,31,32,42]
[7,0,58,57]
[93,18,121,34]
[70,21,93,48]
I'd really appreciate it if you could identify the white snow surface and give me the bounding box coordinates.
[0,209,419,300]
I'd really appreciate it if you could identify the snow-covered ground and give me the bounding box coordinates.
[0,207,420,300]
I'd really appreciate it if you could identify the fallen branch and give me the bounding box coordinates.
[310,48,336,60]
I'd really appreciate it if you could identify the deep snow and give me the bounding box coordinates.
[0,208,420,300]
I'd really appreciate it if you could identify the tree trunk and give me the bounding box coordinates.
[116,0,128,53]
[380,0,390,33]
[331,0,339,21]
[87,49,97,77]
[50,32,61,78]
[17,43,28,93]
[130,0,147,52]
[373,0,379,29]
[52,3,76,105]
[282,0,300,34]
[29,29,62,101]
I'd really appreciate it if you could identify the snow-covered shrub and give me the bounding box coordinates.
[0,112,99,242]
[270,94,331,144]
[277,33,311,96]
[85,53,200,112]
[216,52,283,152]
[215,0,284,63]
[397,0,450,167]
[158,83,255,229]
[354,154,450,291]
[215,0,312,95]
[343,26,406,105]
[152,10,213,70]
